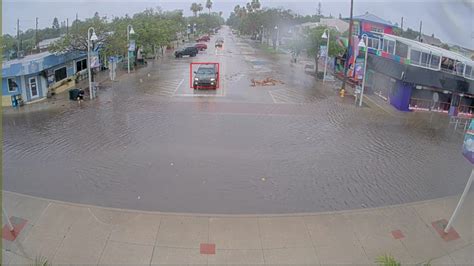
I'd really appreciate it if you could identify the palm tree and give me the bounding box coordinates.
[197,3,203,15]
[206,0,213,15]
[246,2,252,13]
[251,0,261,10]
[234,4,240,15]
[190,2,200,17]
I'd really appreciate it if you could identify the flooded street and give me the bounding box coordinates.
[3,27,472,214]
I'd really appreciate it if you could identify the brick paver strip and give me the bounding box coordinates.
[200,243,216,255]
[391,229,405,239]
[431,219,460,241]
[2,216,28,241]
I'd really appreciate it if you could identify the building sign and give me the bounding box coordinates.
[128,40,136,52]
[463,120,474,164]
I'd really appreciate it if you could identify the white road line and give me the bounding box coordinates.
[172,79,185,96]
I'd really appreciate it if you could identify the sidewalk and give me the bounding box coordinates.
[2,191,472,265]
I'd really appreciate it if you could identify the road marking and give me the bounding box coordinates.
[173,79,184,95]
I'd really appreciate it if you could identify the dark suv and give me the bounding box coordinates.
[193,65,218,90]
[175,47,198,58]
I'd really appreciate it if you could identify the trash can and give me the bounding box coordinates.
[69,88,80,100]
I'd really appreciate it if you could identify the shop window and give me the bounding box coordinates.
[421,53,430,67]
[76,59,87,72]
[54,67,67,82]
[7,78,18,92]
[367,38,379,49]
[465,65,473,79]
[383,39,395,54]
[395,41,408,58]
[371,26,383,33]
[430,55,440,69]
[410,50,421,65]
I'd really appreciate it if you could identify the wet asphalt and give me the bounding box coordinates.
[3,26,472,214]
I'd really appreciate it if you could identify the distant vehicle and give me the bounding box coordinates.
[194,43,208,51]
[215,37,224,48]
[175,47,198,58]
[196,35,210,42]
[193,64,218,90]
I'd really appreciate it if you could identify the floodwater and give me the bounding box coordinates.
[3,27,471,214]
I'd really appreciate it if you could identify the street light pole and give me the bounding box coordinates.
[127,24,135,74]
[358,34,368,107]
[340,0,354,92]
[322,29,330,84]
[87,27,98,100]
[261,25,264,44]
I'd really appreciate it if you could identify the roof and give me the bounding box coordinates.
[419,34,443,46]
[2,51,86,78]
[383,34,474,65]
[353,12,393,26]
[38,37,62,49]
[319,18,349,33]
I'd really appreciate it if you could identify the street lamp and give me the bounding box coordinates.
[127,24,135,74]
[261,25,264,44]
[274,26,279,49]
[358,34,369,107]
[87,27,98,100]
[321,29,330,84]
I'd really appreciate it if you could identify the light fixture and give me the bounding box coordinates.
[129,27,135,34]
[358,38,366,48]
[321,31,328,39]
[90,31,98,41]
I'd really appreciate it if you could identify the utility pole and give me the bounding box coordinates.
[17,19,20,56]
[340,0,354,92]
[35,17,39,52]
[418,20,423,41]
[66,18,69,35]
[400,17,404,32]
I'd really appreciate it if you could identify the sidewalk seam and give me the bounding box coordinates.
[256,218,266,265]
[302,217,322,265]
[149,215,163,266]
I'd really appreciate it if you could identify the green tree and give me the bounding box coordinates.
[52,17,60,30]
[251,0,261,10]
[304,26,344,78]
[190,2,200,17]
[205,0,213,15]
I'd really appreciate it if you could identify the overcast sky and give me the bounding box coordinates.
[3,0,473,49]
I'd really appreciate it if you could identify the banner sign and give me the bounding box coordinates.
[90,52,100,68]
[128,40,136,52]
[463,120,474,164]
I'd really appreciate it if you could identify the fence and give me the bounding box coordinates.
[409,98,474,116]
[409,98,450,113]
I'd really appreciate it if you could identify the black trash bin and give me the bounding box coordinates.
[69,88,80,100]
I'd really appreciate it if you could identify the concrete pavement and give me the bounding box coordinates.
[2,190,472,265]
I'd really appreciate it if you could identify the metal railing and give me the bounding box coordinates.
[409,98,450,112]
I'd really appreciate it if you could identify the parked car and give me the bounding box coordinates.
[175,47,198,58]
[193,64,218,90]
[194,43,208,51]
[196,35,210,42]
[215,37,224,48]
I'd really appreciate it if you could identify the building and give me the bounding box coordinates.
[292,19,349,36]
[36,37,62,52]
[2,51,87,107]
[351,12,395,39]
[344,33,474,113]
[418,34,443,47]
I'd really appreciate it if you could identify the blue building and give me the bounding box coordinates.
[2,51,87,107]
